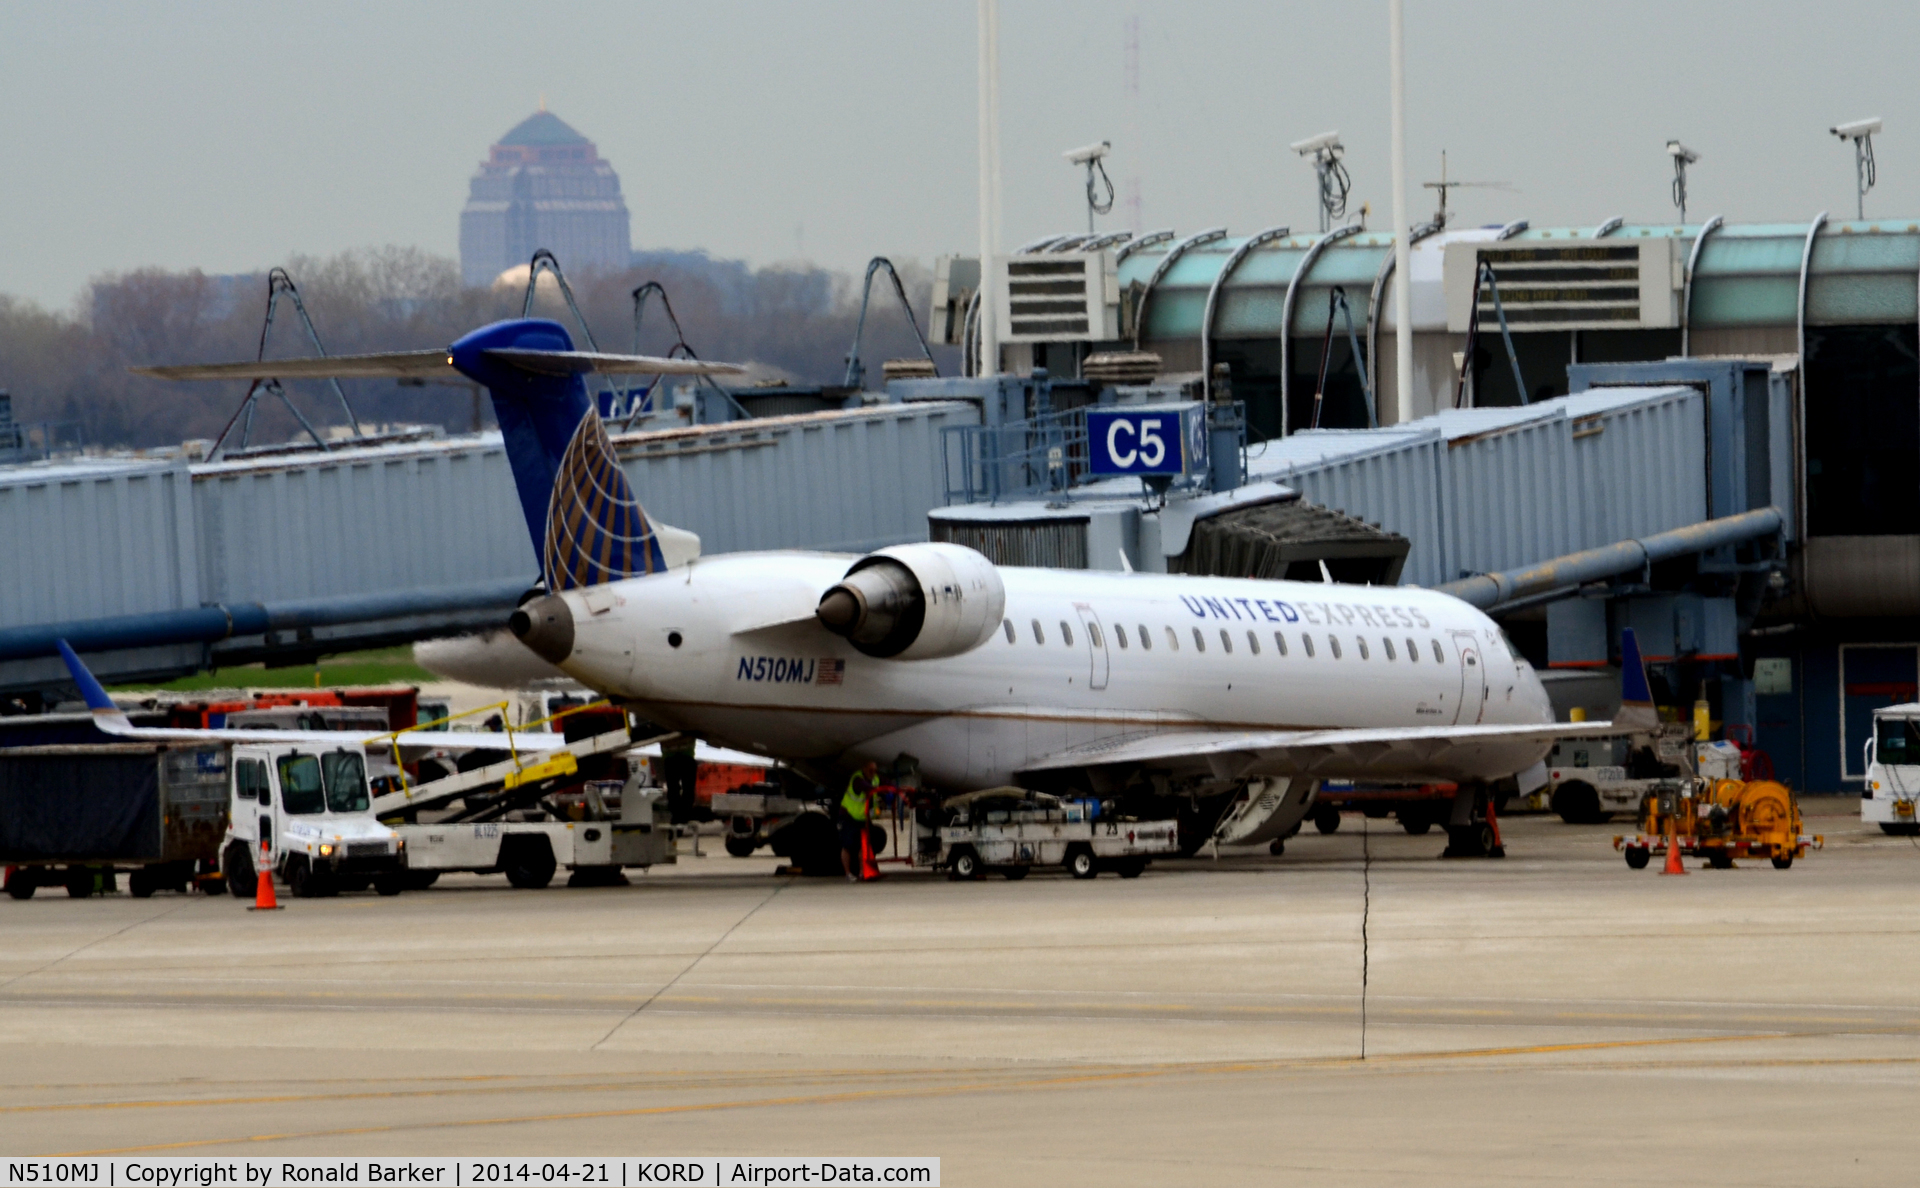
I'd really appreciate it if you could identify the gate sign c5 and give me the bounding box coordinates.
[1087,405,1204,477]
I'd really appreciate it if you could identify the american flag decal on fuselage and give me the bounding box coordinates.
[816,659,846,686]
[542,410,667,591]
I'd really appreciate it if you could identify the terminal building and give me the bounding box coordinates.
[458,108,633,287]
[5,215,1918,797]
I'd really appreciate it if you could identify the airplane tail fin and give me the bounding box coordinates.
[1614,626,1660,732]
[55,640,134,733]
[448,319,682,588]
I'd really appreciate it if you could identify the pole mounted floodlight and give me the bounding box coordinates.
[1064,141,1114,234]
[1830,117,1881,220]
[1292,130,1350,233]
[1667,140,1700,223]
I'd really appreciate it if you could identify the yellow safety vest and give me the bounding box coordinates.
[842,774,877,821]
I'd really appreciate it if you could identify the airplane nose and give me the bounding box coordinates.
[510,594,575,664]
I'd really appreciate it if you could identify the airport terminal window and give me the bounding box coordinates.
[1138,624,1151,650]
[1407,638,1419,662]
[1329,636,1342,660]
[1003,619,1015,644]
[1192,627,1206,653]
[1032,619,1045,645]
[1219,629,1232,654]
[1273,631,1288,656]
[1060,621,1074,647]
[1431,639,1444,664]
[1302,634,1315,658]
[275,754,327,815]
[1358,638,1370,660]
[1247,631,1260,655]
[1165,626,1179,651]
[1383,638,1396,661]
[321,751,370,814]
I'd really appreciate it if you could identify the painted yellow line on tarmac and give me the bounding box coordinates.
[49,1031,1809,1156]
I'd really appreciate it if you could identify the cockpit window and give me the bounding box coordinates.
[321,750,370,813]
[275,753,327,815]
[1877,718,1920,766]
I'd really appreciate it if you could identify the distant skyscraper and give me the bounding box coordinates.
[459,107,632,287]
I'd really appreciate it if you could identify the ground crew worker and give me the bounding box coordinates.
[661,735,698,824]
[840,760,882,882]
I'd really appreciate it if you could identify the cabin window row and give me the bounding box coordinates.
[1001,618,1448,665]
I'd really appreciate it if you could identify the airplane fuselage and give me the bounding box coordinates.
[545,553,1555,790]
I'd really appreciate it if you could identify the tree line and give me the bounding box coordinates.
[0,247,953,449]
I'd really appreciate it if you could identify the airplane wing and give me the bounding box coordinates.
[132,350,742,382]
[54,642,561,758]
[1022,720,1626,784]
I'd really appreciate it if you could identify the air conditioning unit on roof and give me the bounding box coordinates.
[991,250,1120,343]
[1443,238,1683,333]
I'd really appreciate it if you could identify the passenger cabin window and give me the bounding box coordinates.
[1302,634,1315,658]
[1329,636,1342,660]
[1358,638,1370,660]
[1431,639,1444,664]
[1060,621,1074,647]
[1273,631,1288,656]
[1003,619,1015,644]
[1088,623,1103,648]
[275,753,327,815]
[1247,631,1260,655]
[1032,619,1045,645]
[1165,627,1179,651]
[1406,637,1419,662]
[321,751,370,814]
[1114,624,1127,649]
[1878,718,1920,765]
[1192,627,1206,653]
[1384,638,1397,661]
[1219,629,1232,654]
[1138,625,1152,651]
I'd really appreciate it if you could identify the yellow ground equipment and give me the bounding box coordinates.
[1614,779,1821,870]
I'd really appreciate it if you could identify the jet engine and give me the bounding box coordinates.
[815,543,1006,659]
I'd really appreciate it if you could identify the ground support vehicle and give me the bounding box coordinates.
[368,724,677,887]
[1,742,229,899]
[222,741,408,898]
[1614,777,1821,870]
[917,788,1178,880]
[1863,704,1920,835]
[1544,729,1759,824]
[392,775,674,888]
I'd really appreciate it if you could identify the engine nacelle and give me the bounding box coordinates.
[816,543,1006,660]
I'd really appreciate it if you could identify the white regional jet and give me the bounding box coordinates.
[139,315,1616,857]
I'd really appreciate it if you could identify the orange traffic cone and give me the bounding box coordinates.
[1659,821,1687,877]
[249,847,283,911]
[858,823,882,881]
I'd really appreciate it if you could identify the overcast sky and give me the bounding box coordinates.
[4,1,1918,310]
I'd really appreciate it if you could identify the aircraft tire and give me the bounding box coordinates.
[1312,805,1342,834]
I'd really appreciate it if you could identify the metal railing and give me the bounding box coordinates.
[942,402,1240,505]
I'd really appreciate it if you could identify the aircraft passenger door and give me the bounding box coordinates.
[1074,603,1110,691]
[1450,630,1487,726]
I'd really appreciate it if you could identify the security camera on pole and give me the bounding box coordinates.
[1666,140,1700,223]
[1830,117,1881,220]
[1064,141,1114,235]
[1292,130,1350,233]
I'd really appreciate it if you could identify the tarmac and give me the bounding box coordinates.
[2,802,1916,1185]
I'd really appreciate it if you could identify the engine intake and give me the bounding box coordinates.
[816,543,1006,659]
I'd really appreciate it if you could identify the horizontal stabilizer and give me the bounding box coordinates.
[482,349,743,377]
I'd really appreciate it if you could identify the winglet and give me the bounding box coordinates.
[56,640,134,732]
[1614,627,1659,731]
